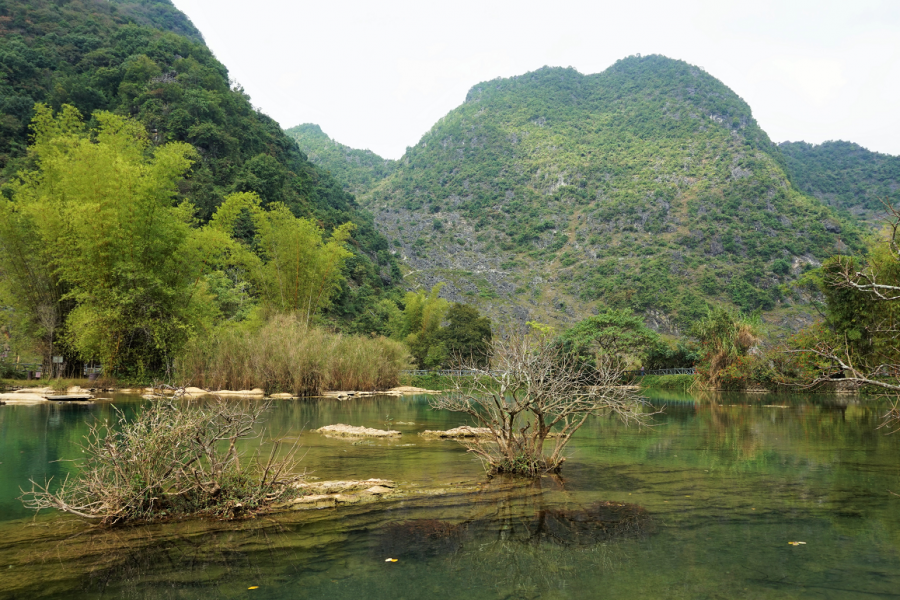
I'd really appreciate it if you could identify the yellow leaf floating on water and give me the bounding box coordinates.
[248,586,259,590]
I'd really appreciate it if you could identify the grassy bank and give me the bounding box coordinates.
[178,315,410,396]
[636,374,695,391]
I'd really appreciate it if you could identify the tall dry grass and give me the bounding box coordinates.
[178,315,410,395]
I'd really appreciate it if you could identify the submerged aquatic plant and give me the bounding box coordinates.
[20,393,306,525]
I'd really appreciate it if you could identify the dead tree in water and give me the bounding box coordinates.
[433,331,653,476]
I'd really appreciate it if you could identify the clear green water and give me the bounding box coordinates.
[2,391,900,599]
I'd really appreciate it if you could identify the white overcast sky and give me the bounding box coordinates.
[170,0,900,160]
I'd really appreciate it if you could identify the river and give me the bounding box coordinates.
[0,390,898,599]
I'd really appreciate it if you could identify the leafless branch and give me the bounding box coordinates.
[432,331,657,476]
[20,389,306,525]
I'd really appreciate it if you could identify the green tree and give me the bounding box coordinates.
[439,303,492,367]
[208,191,354,323]
[400,284,449,369]
[558,308,659,368]
[690,305,761,389]
[0,104,213,373]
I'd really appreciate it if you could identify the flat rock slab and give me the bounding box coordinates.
[320,387,442,399]
[316,424,401,438]
[419,426,493,439]
[46,395,94,401]
[0,392,48,403]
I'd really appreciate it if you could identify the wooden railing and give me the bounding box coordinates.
[404,367,696,378]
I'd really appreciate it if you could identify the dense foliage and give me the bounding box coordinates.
[0,107,383,377]
[779,141,900,213]
[0,0,401,330]
[328,56,863,327]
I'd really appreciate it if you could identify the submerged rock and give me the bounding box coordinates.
[294,479,395,494]
[316,424,401,438]
[286,479,399,509]
[420,426,561,440]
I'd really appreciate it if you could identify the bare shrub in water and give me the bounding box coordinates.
[433,331,652,476]
[177,314,410,395]
[20,395,305,525]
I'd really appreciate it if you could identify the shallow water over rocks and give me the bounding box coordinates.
[1,391,900,598]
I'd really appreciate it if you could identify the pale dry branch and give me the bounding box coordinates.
[432,331,656,476]
[20,389,306,525]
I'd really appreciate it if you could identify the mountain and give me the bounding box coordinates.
[779,140,900,218]
[0,0,400,328]
[285,123,396,198]
[292,56,862,331]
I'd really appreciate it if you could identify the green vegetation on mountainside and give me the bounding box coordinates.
[0,0,400,329]
[358,56,863,328]
[779,141,900,214]
[285,123,397,197]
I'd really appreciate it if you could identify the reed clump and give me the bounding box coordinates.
[178,315,410,395]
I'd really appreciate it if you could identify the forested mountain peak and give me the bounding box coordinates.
[306,55,863,332]
[465,56,753,123]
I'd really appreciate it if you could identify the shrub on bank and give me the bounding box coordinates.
[178,315,410,395]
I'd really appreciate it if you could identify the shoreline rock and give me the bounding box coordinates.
[0,386,95,404]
